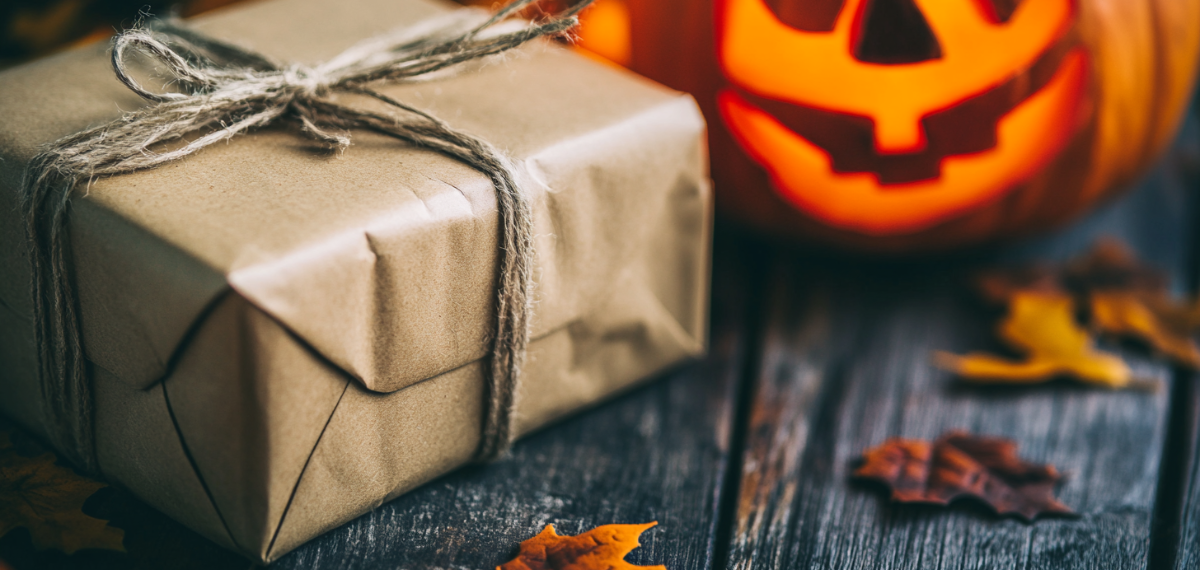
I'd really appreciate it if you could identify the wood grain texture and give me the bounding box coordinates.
[724,141,1198,570]
[266,236,758,570]
[1165,106,1200,570]
[1170,372,1200,570]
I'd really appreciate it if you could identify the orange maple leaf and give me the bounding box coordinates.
[0,429,125,554]
[498,522,665,570]
[936,292,1137,388]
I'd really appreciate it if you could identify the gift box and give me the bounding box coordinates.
[0,0,711,561]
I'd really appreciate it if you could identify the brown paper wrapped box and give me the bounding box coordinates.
[0,0,711,561]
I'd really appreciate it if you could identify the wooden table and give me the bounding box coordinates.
[265,107,1200,569]
[3,113,1198,570]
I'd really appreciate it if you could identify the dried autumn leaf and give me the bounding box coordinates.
[1064,237,1169,294]
[1155,297,1200,332]
[1091,291,1200,369]
[498,522,665,570]
[975,264,1062,305]
[1061,238,1200,329]
[0,429,125,554]
[975,238,1163,306]
[854,431,1074,521]
[1056,239,1200,368]
[937,292,1135,388]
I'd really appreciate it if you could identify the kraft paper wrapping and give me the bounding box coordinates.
[0,0,712,561]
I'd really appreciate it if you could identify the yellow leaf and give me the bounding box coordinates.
[936,292,1134,388]
[498,522,665,570]
[0,430,125,554]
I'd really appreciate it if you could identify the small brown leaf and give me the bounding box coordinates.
[1064,237,1169,294]
[0,429,125,554]
[498,522,665,570]
[936,292,1136,388]
[1091,291,1200,369]
[1152,296,1200,333]
[975,264,1063,305]
[854,431,1074,521]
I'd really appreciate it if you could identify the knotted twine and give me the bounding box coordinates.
[21,0,593,474]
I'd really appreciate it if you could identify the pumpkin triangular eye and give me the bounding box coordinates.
[853,0,942,64]
[765,0,844,32]
[979,0,1023,23]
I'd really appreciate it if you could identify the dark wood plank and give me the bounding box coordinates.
[1168,373,1199,570]
[724,135,1198,569]
[1164,105,1200,570]
[267,234,759,570]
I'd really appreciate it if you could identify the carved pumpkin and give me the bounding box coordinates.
[577,0,1200,250]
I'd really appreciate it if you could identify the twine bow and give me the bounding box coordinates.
[21,0,592,473]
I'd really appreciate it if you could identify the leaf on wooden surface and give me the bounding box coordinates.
[936,292,1137,388]
[497,522,665,570]
[1153,296,1200,333]
[975,264,1062,305]
[854,430,1075,521]
[1091,291,1200,369]
[0,429,125,554]
[1063,237,1169,294]
[1060,238,1200,368]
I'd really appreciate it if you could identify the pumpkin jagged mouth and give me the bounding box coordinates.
[727,37,1077,185]
[715,0,1090,235]
[718,49,1089,235]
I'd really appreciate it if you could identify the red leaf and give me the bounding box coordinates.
[854,430,1075,521]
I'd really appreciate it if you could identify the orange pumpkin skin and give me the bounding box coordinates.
[586,0,1200,251]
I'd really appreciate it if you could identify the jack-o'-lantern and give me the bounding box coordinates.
[576,0,1200,250]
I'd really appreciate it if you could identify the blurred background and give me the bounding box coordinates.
[0,0,623,67]
[0,0,243,67]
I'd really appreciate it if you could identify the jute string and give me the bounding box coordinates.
[20,0,592,473]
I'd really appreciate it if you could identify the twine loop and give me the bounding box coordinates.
[20,0,591,473]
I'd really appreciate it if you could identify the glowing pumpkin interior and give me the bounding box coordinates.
[577,0,1093,236]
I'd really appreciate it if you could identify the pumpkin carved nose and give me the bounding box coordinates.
[854,0,942,64]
